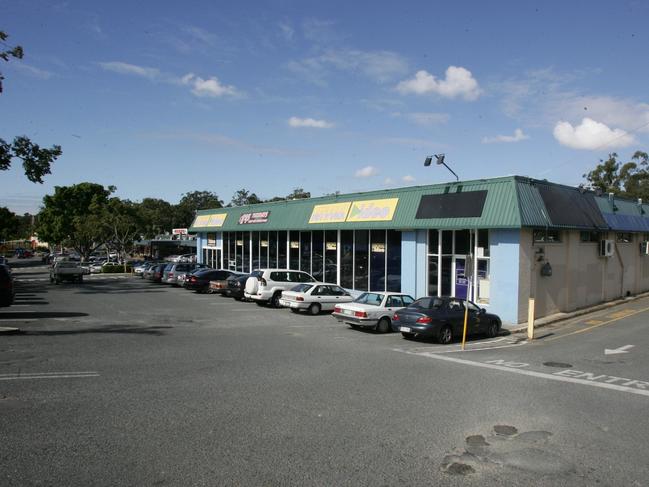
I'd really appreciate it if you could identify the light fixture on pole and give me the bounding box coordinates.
[424,153,459,181]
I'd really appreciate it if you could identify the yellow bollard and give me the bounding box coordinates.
[527,298,535,340]
[461,306,469,350]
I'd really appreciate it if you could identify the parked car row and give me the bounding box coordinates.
[0,263,15,307]
[142,265,503,344]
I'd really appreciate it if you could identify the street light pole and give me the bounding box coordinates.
[424,154,459,181]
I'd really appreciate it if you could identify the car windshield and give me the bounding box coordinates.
[354,293,384,306]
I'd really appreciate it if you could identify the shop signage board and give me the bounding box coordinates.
[346,198,399,222]
[172,228,188,235]
[326,242,337,250]
[192,213,227,228]
[238,211,270,225]
[308,198,399,224]
[309,202,351,223]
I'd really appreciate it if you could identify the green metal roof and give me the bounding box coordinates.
[189,175,649,233]
[190,176,522,232]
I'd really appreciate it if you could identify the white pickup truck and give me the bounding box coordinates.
[50,261,85,284]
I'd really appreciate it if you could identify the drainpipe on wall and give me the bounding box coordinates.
[615,240,625,298]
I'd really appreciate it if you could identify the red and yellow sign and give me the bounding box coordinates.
[346,198,399,222]
[309,202,351,224]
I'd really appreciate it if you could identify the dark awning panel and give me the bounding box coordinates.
[415,190,488,219]
[537,185,608,229]
[602,213,649,232]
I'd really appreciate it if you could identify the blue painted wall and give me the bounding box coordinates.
[400,230,429,298]
[489,229,521,324]
[196,233,204,264]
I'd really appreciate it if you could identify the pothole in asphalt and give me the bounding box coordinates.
[543,361,573,368]
[441,425,575,477]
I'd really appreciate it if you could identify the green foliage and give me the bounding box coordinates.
[0,207,20,240]
[230,188,261,207]
[584,151,649,200]
[37,182,115,260]
[175,191,223,227]
[1,30,62,182]
[136,198,177,239]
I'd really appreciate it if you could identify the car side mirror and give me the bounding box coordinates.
[479,308,486,315]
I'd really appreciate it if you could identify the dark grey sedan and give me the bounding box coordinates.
[391,296,501,344]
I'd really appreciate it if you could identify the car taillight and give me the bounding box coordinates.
[168,273,174,277]
[354,311,367,318]
[334,306,341,313]
[296,296,304,301]
[393,313,399,321]
[416,316,433,324]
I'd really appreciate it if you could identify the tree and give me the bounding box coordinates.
[0,207,20,240]
[136,198,177,239]
[103,198,142,270]
[286,187,310,200]
[37,183,114,261]
[0,30,62,183]
[230,188,261,207]
[175,191,223,227]
[583,151,649,200]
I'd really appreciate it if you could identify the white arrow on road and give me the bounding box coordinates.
[604,345,634,355]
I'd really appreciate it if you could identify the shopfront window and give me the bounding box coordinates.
[370,230,385,291]
[235,232,243,272]
[289,231,300,270]
[340,230,353,289]
[228,232,236,270]
[242,231,250,272]
[260,231,268,268]
[386,230,401,292]
[269,231,277,268]
[278,231,287,268]
[325,230,337,283]
[252,232,260,270]
[300,231,311,274]
[312,231,324,281]
[355,230,369,291]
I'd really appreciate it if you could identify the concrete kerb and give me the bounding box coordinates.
[505,290,649,335]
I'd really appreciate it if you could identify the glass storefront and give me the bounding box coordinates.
[427,229,490,303]
[217,229,402,292]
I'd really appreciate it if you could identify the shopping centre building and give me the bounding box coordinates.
[189,175,649,324]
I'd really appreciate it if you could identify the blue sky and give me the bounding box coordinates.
[1,0,648,213]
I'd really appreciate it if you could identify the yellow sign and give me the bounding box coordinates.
[309,202,351,224]
[192,213,227,228]
[346,198,399,222]
[326,242,337,251]
[192,215,210,227]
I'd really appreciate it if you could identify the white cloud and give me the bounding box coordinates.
[355,166,379,178]
[181,73,240,98]
[396,66,481,100]
[11,62,53,79]
[482,128,530,144]
[99,61,160,80]
[550,96,649,134]
[402,175,415,183]
[288,117,334,128]
[384,177,395,185]
[393,112,449,126]
[278,22,294,41]
[287,49,408,85]
[553,117,635,150]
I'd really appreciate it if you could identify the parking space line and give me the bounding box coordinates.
[0,371,100,381]
[394,350,649,398]
[544,304,649,342]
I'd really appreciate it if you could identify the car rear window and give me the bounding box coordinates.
[354,293,384,306]
[411,297,443,309]
[290,284,313,293]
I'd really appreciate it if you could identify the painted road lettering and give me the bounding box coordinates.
[484,359,529,368]
[553,369,649,390]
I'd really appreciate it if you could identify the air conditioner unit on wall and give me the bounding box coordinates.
[640,241,649,255]
[599,239,615,258]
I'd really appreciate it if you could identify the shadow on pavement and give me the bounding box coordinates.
[0,311,88,320]
[22,324,172,336]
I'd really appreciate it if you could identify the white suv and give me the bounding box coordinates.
[244,269,316,307]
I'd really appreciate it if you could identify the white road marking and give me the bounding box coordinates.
[393,350,649,398]
[0,371,99,381]
[430,342,528,354]
[605,344,634,355]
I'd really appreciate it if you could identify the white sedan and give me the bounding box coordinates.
[279,283,354,315]
[332,292,415,333]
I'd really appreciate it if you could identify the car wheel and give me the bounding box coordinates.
[438,325,453,345]
[376,317,390,333]
[290,308,300,314]
[308,303,321,315]
[486,321,500,338]
[271,292,282,308]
